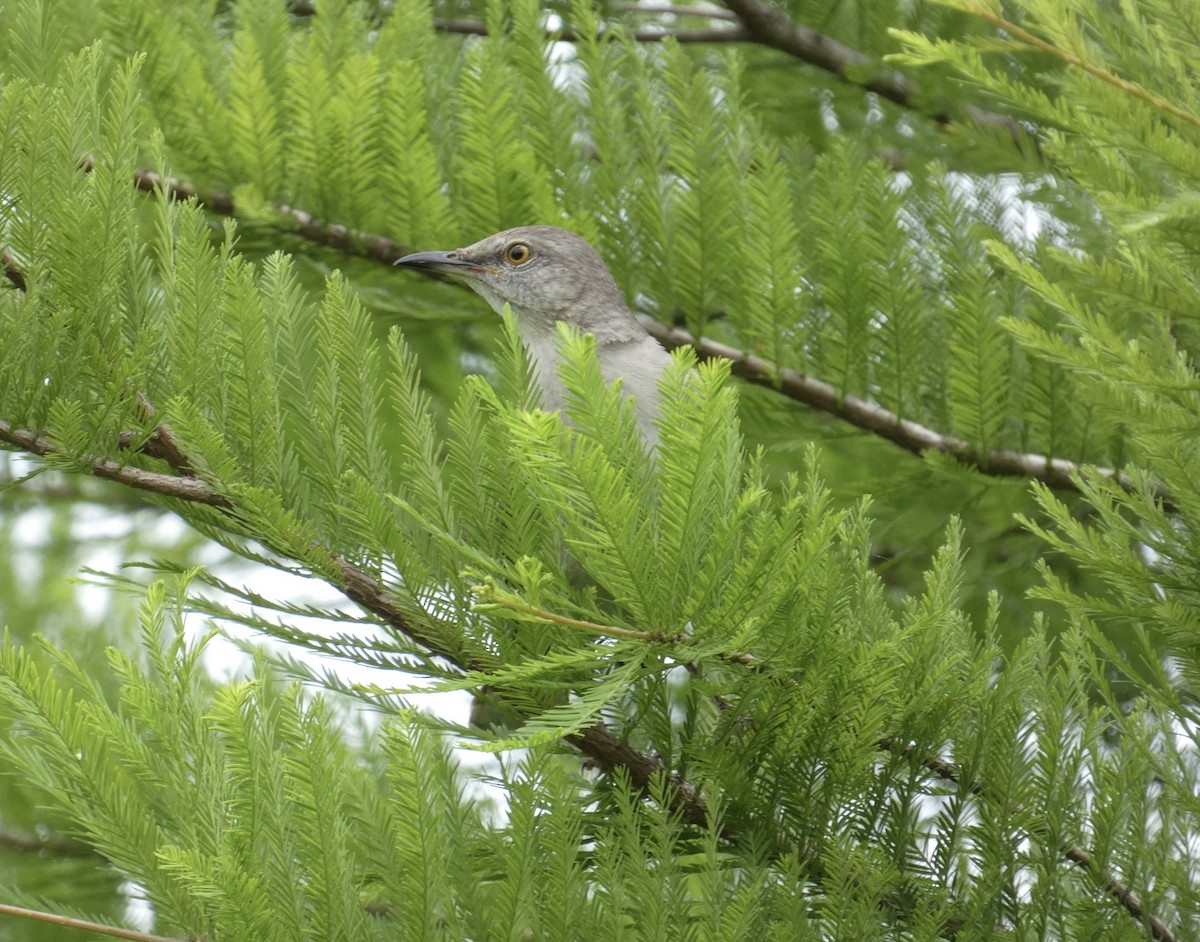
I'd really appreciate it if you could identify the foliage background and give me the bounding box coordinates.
[1,0,1198,940]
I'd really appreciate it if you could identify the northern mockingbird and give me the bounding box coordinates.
[394,226,673,445]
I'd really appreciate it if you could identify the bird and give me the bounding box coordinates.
[394,226,673,445]
[396,227,688,732]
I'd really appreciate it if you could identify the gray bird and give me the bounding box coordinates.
[394,226,672,445]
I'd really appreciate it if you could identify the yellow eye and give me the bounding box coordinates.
[506,242,531,265]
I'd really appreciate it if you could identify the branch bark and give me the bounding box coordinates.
[0,902,182,942]
[612,3,738,21]
[432,16,747,44]
[643,322,1172,507]
[2,250,25,291]
[0,420,232,506]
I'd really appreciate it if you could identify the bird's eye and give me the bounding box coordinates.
[505,243,531,265]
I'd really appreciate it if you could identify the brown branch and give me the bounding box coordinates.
[566,724,710,828]
[431,17,747,45]
[292,1,741,24]
[272,202,413,265]
[722,0,915,103]
[0,420,231,507]
[612,3,738,21]
[720,0,1034,144]
[644,322,1173,508]
[0,902,183,942]
[131,166,234,215]
[131,167,404,265]
[116,393,196,475]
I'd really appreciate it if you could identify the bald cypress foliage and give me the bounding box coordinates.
[0,2,1198,940]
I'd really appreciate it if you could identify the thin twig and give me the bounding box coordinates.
[964,4,1200,130]
[431,17,747,45]
[881,737,1176,942]
[0,902,182,942]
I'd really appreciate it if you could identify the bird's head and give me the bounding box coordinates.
[394,226,635,339]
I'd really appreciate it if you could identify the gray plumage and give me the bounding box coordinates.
[394,226,672,445]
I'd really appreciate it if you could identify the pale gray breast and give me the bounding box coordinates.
[597,334,673,447]
[518,325,671,448]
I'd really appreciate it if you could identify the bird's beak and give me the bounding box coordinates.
[393,250,486,277]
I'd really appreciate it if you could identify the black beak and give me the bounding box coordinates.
[393,250,478,273]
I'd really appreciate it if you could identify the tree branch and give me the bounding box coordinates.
[431,16,747,45]
[2,250,25,292]
[720,0,1035,144]
[644,322,1173,507]
[612,3,738,22]
[881,737,1176,942]
[116,393,196,475]
[722,0,914,102]
[0,903,182,942]
[0,420,231,507]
